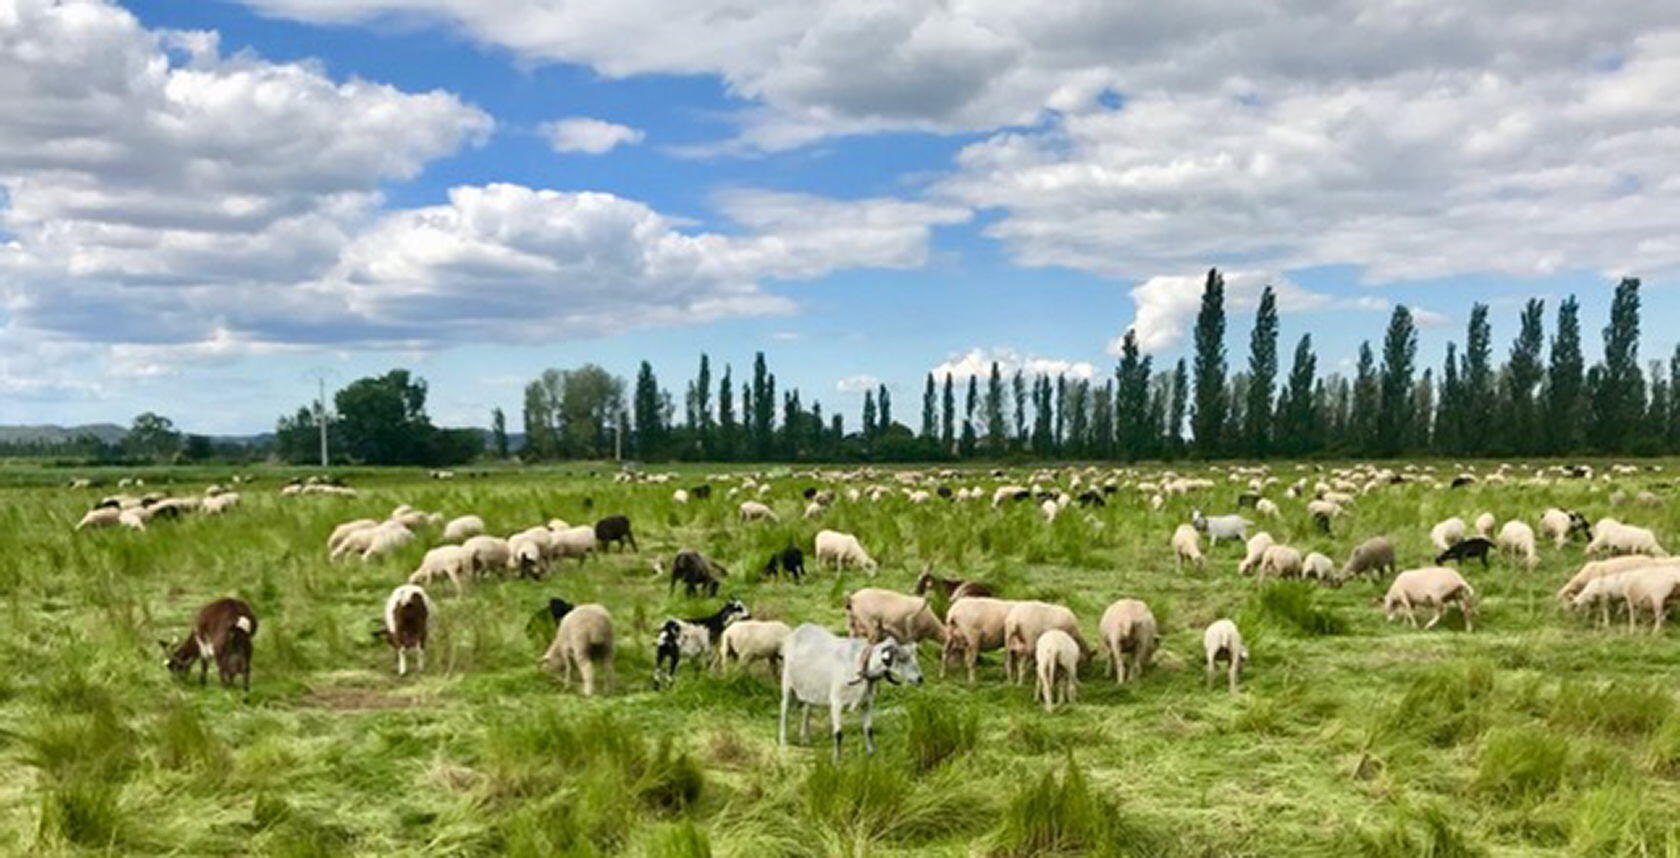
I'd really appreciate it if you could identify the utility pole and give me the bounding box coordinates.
[304,368,336,468]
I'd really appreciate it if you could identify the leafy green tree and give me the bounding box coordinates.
[1592,278,1644,451]
[1280,335,1317,455]
[941,373,955,455]
[124,412,182,462]
[1351,343,1378,455]
[491,407,509,458]
[1545,296,1585,454]
[1462,303,1493,454]
[1377,306,1417,456]
[335,371,430,465]
[1168,359,1188,459]
[1502,299,1545,454]
[1191,268,1227,457]
[1244,286,1279,456]
[632,361,665,458]
[1115,330,1151,461]
[921,374,937,440]
[751,352,775,458]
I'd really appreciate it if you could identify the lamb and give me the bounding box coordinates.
[161,598,258,691]
[739,501,778,522]
[593,515,638,552]
[659,550,729,597]
[763,546,806,582]
[778,624,922,760]
[654,599,751,687]
[1237,532,1276,576]
[541,599,615,697]
[941,597,1020,683]
[1003,601,1087,685]
[717,620,793,676]
[913,569,994,600]
[1430,517,1467,551]
[1384,567,1475,631]
[1620,566,1680,633]
[1098,599,1157,684]
[1172,524,1205,572]
[815,529,879,574]
[442,515,485,542]
[1586,519,1668,558]
[844,588,947,645]
[408,545,473,595]
[1435,537,1494,568]
[1202,619,1247,693]
[1303,551,1335,582]
[1571,573,1635,628]
[374,585,434,676]
[508,531,549,579]
[1257,544,1305,579]
[1341,537,1396,581]
[1035,629,1081,712]
[1474,512,1497,538]
[1191,510,1250,545]
[1496,520,1538,570]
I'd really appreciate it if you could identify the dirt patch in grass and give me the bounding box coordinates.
[297,686,416,711]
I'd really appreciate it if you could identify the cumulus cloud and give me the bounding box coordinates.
[930,348,1093,382]
[835,374,881,394]
[1116,270,1422,353]
[541,117,645,154]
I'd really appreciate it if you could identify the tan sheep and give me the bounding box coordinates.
[1172,524,1204,572]
[1035,629,1080,713]
[541,603,614,697]
[1383,567,1475,631]
[941,597,1020,683]
[1340,536,1396,581]
[1098,599,1156,684]
[716,620,792,675]
[460,535,512,577]
[843,588,947,645]
[1430,518,1467,552]
[408,545,472,595]
[1003,601,1086,685]
[1496,520,1538,570]
[1539,508,1574,548]
[1557,555,1679,601]
[1258,544,1304,579]
[326,518,379,555]
[1587,519,1668,558]
[816,529,878,574]
[75,507,122,531]
[738,501,777,522]
[1302,551,1335,582]
[1237,532,1275,576]
[1622,566,1680,634]
[550,525,598,563]
[442,515,485,542]
[1474,512,1497,538]
[1203,619,1247,693]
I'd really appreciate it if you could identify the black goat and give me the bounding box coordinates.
[1436,537,1494,567]
[594,515,637,552]
[1236,492,1260,508]
[763,545,805,582]
[1450,476,1475,489]
[690,484,712,500]
[665,549,728,596]
[1075,490,1106,508]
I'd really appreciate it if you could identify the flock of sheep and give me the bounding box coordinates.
[81,458,1678,761]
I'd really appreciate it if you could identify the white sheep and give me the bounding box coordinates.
[1172,524,1204,571]
[408,545,473,595]
[1539,508,1576,548]
[1430,517,1467,551]
[1474,512,1496,538]
[1341,537,1396,581]
[739,501,777,522]
[672,489,690,505]
[460,535,512,577]
[844,588,946,644]
[1098,599,1156,684]
[941,597,1020,683]
[1571,572,1634,628]
[815,529,878,574]
[717,620,793,675]
[550,525,598,563]
[1557,555,1679,601]
[1002,601,1086,685]
[1496,520,1538,570]
[1587,519,1668,558]
[1035,629,1080,712]
[1303,551,1335,582]
[1258,544,1304,579]
[1203,619,1247,693]
[1237,532,1275,576]
[327,519,380,555]
[542,602,615,697]
[201,492,241,515]
[1622,566,1680,633]
[1255,498,1280,518]
[442,515,485,543]
[75,507,122,531]
[379,584,434,675]
[1384,567,1475,631]
[508,533,549,578]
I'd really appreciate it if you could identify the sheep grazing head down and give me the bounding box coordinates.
[856,637,923,687]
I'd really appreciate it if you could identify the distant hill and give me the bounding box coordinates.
[0,423,127,444]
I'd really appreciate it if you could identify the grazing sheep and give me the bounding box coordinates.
[1203,619,1247,693]
[1496,520,1539,570]
[460,535,513,578]
[1539,508,1590,548]
[672,489,690,505]
[1238,532,1276,576]
[1303,551,1335,582]
[374,585,434,676]
[1430,517,1467,551]
[353,521,415,562]
[659,550,729,597]
[201,492,241,515]
[1192,510,1251,545]
[1384,567,1475,631]
[1172,524,1205,572]
[161,598,258,691]
[913,569,993,600]
[763,546,806,582]
[1035,629,1081,712]
[1255,498,1280,518]
[739,501,777,522]
[1571,573,1635,628]
[1258,544,1305,579]
[327,519,380,555]
[389,506,436,530]
[550,525,598,563]
[1003,601,1087,685]
[508,532,549,579]
[815,529,879,574]
[941,597,1020,683]
[717,620,793,676]
[778,625,922,760]
[593,515,637,552]
[1435,537,1494,568]
[1098,599,1157,684]
[844,588,947,645]
[408,545,473,595]
[1556,556,1680,601]
[75,506,123,531]
[442,515,485,542]
[1587,519,1668,558]
[1341,537,1396,581]
[1306,499,1340,533]
[542,600,615,697]
[1474,512,1497,538]
[1622,566,1680,633]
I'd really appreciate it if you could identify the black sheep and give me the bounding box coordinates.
[594,514,637,552]
[763,545,805,582]
[936,486,953,499]
[1436,537,1494,568]
[1075,490,1105,507]
[1450,476,1475,489]
[654,599,750,688]
[690,484,712,500]
[668,549,727,596]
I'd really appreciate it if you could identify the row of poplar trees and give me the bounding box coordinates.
[513,271,1675,462]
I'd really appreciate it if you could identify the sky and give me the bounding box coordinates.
[1,0,1678,434]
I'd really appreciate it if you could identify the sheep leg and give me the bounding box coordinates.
[1424,605,1443,630]
[831,702,845,762]
[1228,659,1239,694]
[1205,656,1216,690]
[801,703,812,744]
[397,649,407,676]
[1110,642,1122,684]
[1068,672,1078,705]
[416,647,426,673]
[579,658,597,697]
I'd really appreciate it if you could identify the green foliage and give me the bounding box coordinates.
[988,757,1166,857]
[1473,726,1568,806]
[1243,580,1348,637]
[904,694,979,772]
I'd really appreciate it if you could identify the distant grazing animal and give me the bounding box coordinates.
[913,569,993,600]
[763,546,806,582]
[659,550,730,597]
[1236,493,1260,508]
[1436,537,1494,568]
[778,624,922,761]
[1450,476,1475,489]
[844,588,947,644]
[1098,599,1157,684]
[162,598,258,691]
[1384,567,1475,631]
[1075,490,1106,508]
[717,620,793,675]
[1191,510,1250,545]
[815,529,878,573]
[593,514,637,552]
[374,585,434,676]
[739,501,777,522]
[690,484,712,500]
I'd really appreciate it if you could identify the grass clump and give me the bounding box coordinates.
[905,694,979,771]
[798,758,983,845]
[987,757,1165,857]
[1472,726,1568,807]
[1549,679,1673,738]
[1382,660,1495,747]
[1347,801,1484,858]
[1243,581,1347,637]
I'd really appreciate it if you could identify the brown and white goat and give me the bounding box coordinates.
[374,584,434,675]
[161,598,258,691]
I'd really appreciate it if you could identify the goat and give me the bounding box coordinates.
[659,550,729,597]
[763,545,806,582]
[779,624,922,761]
[593,514,637,552]
[912,569,994,601]
[654,598,751,687]
[161,598,257,691]
[1436,537,1494,568]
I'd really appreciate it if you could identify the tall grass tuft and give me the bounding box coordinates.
[1243,581,1347,637]
[1381,660,1495,747]
[1347,801,1484,857]
[1549,679,1672,738]
[1472,726,1568,806]
[987,757,1166,857]
[799,758,985,845]
[905,694,979,771]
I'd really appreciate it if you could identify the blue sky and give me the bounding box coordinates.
[1,0,1676,433]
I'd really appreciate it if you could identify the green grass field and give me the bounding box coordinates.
[5,461,1680,856]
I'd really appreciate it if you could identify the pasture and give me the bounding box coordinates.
[5,461,1680,856]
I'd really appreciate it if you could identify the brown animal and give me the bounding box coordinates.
[161,598,257,691]
[913,568,995,601]
[374,584,434,675]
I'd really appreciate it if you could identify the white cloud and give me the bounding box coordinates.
[930,348,1094,382]
[1116,270,1401,353]
[541,117,645,154]
[835,374,880,394]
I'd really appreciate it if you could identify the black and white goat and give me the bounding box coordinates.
[161,598,258,691]
[653,598,750,688]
